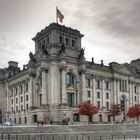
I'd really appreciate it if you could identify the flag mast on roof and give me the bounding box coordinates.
[56,6,64,23]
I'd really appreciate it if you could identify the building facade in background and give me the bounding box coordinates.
[0,23,140,124]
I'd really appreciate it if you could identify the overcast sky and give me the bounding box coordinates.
[0,0,140,68]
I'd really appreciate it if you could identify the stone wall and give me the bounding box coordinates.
[0,124,140,140]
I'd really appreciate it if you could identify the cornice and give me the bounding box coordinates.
[7,69,29,82]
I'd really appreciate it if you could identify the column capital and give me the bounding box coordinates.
[40,66,48,72]
[59,65,67,70]
[29,68,36,77]
[79,69,86,74]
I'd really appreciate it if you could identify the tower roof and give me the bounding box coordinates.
[32,23,84,41]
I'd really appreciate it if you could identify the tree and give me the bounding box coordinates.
[108,104,121,123]
[78,101,99,123]
[127,104,140,123]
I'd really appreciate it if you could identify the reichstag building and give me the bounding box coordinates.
[0,23,140,124]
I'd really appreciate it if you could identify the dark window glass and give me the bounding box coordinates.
[86,79,91,87]
[66,73,75,85]
[97,92,100,99]
[26,95,28,101]
[67,93,75,107]
[106,102,109,110]
[33,114,37,123]
[96,80,100,89]
[106,93,109,99]
[59,36,63,44]
[73,113,80,122]
[65,38,69,45]
[21,96,23,102]
[72,40,75,47]
[97,101,100,109]
[105,82,109,90]
[87,91,91,98]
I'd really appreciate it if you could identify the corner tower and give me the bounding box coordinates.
[32,23,84,59]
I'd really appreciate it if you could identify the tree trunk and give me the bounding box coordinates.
[113,116,115,123]
[137,116,139,123]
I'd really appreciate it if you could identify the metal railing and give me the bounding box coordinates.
[1,134,140,140]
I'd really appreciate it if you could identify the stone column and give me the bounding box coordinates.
[138,85,140,103]
[102,79,106,110]
[6,83,10,112]
[116,79,119,104]
[61,66,67,104]
[29,76,33,108]
[132,82,134,106]
[17,85,20,112]
[81,70,86,102]
[113,78,117,105]
[129,80,133,107]
[23,84,25,111]
[92,77,96,106]
[12,87,15,112]
[41,67,48,105]
[29,68,36,108]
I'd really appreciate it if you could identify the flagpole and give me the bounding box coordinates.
[56,6,58,24]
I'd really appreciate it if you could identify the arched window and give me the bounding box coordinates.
[72,40,75,47]
[59,36,63,44]
[66,73,76,85]
[65,38,69,45]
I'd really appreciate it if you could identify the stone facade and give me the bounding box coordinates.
[0,23,140,124]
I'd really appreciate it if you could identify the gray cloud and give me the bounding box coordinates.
[0,0,139,67]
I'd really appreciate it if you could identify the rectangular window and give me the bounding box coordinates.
[21,96,23,102]
[119,80,122,91]
[26,95,28,101]
[67,92,75,107]
[14,118,16,123]
[24,117,27,124]
[135,96,137,102]
[26,104,28,110]
[106,93,109,99]
[125,80,127,91]
[11,99,13,105]
[106,102,109,110]
[16,106,18,112]
[73,114,80,122]
[97,101,100,109]
[16,98,18,104]
[120,79,127,92]
[105,81,109,90]
[87,91,91,98]
[134,86,137,94]
[21,86,23,94]
[97,92,100,99]
[122,80,124,91]
[40,94,42,106]
[86,79,91,87]
[72,40,75,47]
[19,117,21,124]
[21,105,23,111]
[15,87,18,95]
[25,84,28,93]
[96,80,100,89]
[11,107,13,112]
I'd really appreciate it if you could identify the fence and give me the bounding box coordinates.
[1,133,140,140]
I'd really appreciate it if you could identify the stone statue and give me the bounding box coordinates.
[79,48,85,59]
[42,45,49,55]
[29,51,36,62]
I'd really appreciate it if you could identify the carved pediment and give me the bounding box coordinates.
[117,66,133,75]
